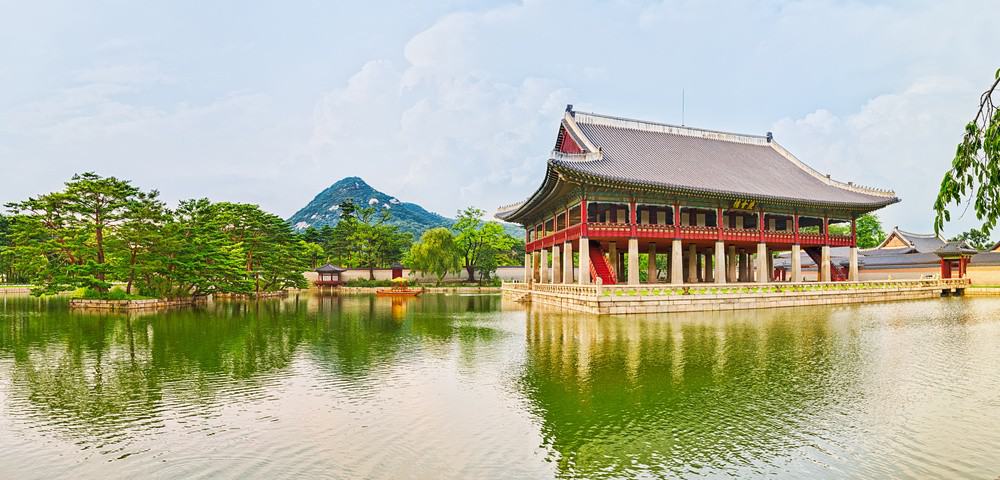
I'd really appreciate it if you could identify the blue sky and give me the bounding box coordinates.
[1,0,997,236]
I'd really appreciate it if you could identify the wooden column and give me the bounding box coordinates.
[580,197,588,237]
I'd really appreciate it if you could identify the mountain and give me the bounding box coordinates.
[288,177,454,237]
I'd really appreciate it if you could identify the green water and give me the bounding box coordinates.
[1,293,999,479]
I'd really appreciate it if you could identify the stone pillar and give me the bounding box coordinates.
[697,253,704,282]
[727,245,737,282]
[551,245,562,284]
[648,243,658,284]
[737,252,746,282]
[704,250,714,283]
[627,237,639,285]
[821,245,831,282]
[715,241,726,284]
[524,253,531,283]
[563,242,573,284]
[578,238,591,285]
[687,243,698,283]
[671,239,683,284]
[539,248,549,283]
[849,246,859,281]
[756,243,768,283]
[608,242,619,280]
[791,244,802,282]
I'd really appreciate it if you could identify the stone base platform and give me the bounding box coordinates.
[70,297,207,310]
[502,279,972,315]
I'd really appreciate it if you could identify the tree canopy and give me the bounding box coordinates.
[452,207,520,283]
[934,68,1000,235]
[2,173,308,297]
[949,228,994,251]
[406,227,461,286]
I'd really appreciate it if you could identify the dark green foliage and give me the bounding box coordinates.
[949,228,994,251]
[935,69,1000,235]
[828,213,886,249]
[452,207,521,283]
[3,173,309,298]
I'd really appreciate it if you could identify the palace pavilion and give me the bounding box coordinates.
[497,105,900,286]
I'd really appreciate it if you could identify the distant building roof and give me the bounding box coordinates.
[316,264,347,273]
[498,107,898,223]
[871,227,945,253]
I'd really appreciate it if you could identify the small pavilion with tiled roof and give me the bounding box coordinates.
[935,241,977,279]
[498,105,899,286]
[315,264,347,286]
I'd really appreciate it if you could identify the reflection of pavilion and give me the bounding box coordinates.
[520,309,851,478]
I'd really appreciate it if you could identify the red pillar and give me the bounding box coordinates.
[851,216,857,247]
[629,199,637,237]
[673,202,680,238]
[580,197,588,237]
[716,208,724,240]
[940,260,950,279]
[823,215,829,244]
[793,214,800,244]
[758,210,765,242]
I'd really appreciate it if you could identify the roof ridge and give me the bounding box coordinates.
[573,109,896,199]
[896,228,939,238]
[572,110,769,145]
[768,140,897,198]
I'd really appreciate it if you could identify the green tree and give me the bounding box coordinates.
[934,68,1000,234]
[211,202,310,293]
[5,172,141,295]
[949,228,993,251]
[112,190,170,294]
[348,205,411,279]
[854,213,886,249]
[407,227,461,286]
[453,207,519,283]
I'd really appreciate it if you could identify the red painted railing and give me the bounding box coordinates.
[525,222,855,251]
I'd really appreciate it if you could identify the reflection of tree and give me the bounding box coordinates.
[306,294,505,378]
[0,293,510,455]
[519,309,861,478]
[0,295,310,446]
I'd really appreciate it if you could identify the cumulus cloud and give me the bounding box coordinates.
[772,77,981,236]
[2,0,998,231]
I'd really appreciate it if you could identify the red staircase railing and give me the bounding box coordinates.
[588,243,617,285]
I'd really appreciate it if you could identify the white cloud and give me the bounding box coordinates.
[772,77,981,236]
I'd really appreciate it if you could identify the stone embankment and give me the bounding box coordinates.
[69,297,207,310]
[503,278,972,315]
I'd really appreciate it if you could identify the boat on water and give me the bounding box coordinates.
[376,278,423,297]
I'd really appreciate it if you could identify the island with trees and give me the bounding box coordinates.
[0,172,525,306]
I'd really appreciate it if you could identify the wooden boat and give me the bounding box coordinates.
[375,287,422,297]
[376,278,423,297]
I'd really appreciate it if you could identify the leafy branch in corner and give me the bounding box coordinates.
[934,68,1000,236]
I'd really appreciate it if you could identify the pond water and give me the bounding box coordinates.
[1,293,999,479]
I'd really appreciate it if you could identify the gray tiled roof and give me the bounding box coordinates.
[888,228,946,253]
[551,111,899,208]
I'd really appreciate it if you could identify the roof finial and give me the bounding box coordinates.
[766,131,773,143]
[565,104,574,113]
